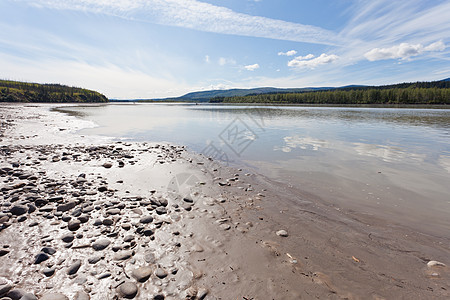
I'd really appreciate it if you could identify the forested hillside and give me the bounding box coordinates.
[211,80,450,105]
[0,80,108,103]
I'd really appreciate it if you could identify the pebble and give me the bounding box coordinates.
[102,162,113,169]
[132,266,153,282]
[61,234,74,243]
[34,252,49,264]
[140,216,153,224]
[67,259,81,275]
[43,267,56,277]
[92,239,111,251]
[57,201,77,212]
[40,293,69,300]
[74,291,90,300]
[113,251,132,261]
[118,282,138,299]
[427,260,446,268]
[276,230,289,237]
[10,205,28,216]
[154,268,168,279]
[67,219,81,231]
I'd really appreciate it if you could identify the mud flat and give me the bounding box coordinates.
[0,103,449,299]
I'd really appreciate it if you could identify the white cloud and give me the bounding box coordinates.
[218,57,236,66]
[364,41,446,61]
[278,50,297,56]
[244,63,260,71]
[288,53,339,69]
[205,55,210,63]
[20,0,343,45]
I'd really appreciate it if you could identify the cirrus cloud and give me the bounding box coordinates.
[288,53,339,69]
[364,41,446,61]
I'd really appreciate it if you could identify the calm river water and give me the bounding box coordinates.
[60,104,450,236]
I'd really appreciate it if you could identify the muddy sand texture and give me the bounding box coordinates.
[0,104,449,299]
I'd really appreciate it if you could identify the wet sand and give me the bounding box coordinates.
[0,103,449,299]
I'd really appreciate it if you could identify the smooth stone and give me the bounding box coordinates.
[61,234,74,243]
[7,288,27,300]
[88,256,102,264]
[131,266,152,282]
[427,260,446,268]
[92,239,110,251]
[155,207,166,215]
[276,230,288,237]
[0,284,13,297]
[74,291,90,300]
[67,219,81,231]
[191,244,204,252]
[19,293,37,300]
[106,208,120,215]
[57,201,77,212]
[113,251,132,261]
[102,219,113,226]
[102,162,113,169]
[154,268,168,279]
[10,205,28,216]
[40,293,69,300]
[67,259,81,275]
[118,282,138,299]
[220,224,231,231]
[197,288,209,300]
[34,252,49,264]
[123,235,134,243]
[43,267,56,277]
[139,216,153,224]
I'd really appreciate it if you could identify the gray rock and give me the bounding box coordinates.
[40,293,69,300]
[67,259,81,275]
[34,252,49,264]
[7,288,26,300]
[57,201,77,212]
[102,162,113,169]
[123,235,134,242]
[118,282,138,299]
[61,233,74,243]
[41,247,56,255]
[92,239,110,251]
[131,266,152,282]
[139,215,153,224]
[10,205,28,216]
[113,251,132,261]
[0,283,13,297]
[154,268,168,279]
[74,291,90,300]
[19,293,37,300]
[67,219,81,231]
[106,208,120,215]
[276,230,288,237]
[43,267,56,277]
[88,256,102,264]
[155,207,167,215]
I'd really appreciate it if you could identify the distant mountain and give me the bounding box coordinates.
[152,87,334,102]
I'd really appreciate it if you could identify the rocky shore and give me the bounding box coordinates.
[0,104,449,299]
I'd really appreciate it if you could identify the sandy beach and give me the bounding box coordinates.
[0,103,449,300]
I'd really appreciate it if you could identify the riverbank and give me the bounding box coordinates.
[0,103,449,299]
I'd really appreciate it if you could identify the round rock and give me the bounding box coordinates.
[92,239,111,251]
[118,282,138,299]
[40,293,69,300]
[276,230,289,237]
[131,266,152,282]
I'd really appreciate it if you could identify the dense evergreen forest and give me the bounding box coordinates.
[211,80,450,105]
[0,80,108,103]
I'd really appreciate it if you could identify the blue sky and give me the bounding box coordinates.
[0,0,449,99]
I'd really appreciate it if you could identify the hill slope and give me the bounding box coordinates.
[0,80,108,103]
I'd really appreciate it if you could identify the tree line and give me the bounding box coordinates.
[211,80,450,105]
[0,80,108,103]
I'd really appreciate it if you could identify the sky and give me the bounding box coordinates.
[0,0,449,99]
